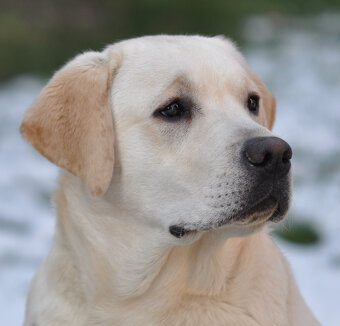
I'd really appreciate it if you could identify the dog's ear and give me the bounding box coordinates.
[250,70,276,130]
[20,51,118,197]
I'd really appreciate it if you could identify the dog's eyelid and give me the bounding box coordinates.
[153,96,195,114]
[247,92,260,115]
[151,95,202,124]
[248,91,260,99]
[155,96,183,113]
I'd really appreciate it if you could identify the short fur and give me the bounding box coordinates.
[21,35,319,326]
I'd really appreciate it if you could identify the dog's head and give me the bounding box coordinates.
[21,35,292,241]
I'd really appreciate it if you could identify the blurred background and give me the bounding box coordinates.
[0,0,340,325]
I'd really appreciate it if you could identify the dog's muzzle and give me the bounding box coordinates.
[169,137,293,238]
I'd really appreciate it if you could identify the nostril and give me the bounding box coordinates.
[262,152,272,166]
[245,141,273,167]
[246,151,272,167]
[282,148,292,164]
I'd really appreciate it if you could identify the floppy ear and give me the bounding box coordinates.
[20,51,117,197]
[250,70,276,130]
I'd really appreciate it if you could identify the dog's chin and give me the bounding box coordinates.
[232,196,281,226]
[169,195,288,239]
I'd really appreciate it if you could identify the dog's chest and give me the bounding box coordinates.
[101,298,271,326]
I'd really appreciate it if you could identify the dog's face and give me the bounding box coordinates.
[21,35,292,241]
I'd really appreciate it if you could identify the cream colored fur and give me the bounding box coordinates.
[21,35,319,326]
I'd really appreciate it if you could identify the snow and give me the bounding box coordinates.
[0,77,58,326]
[243,13,340,325]
[0,14,339,325]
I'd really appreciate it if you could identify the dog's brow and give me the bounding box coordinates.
[164,74,194,93]
[150,73,194,110]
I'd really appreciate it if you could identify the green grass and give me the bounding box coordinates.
[273,218,322,245]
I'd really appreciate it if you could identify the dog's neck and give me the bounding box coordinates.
[54,174,265,306]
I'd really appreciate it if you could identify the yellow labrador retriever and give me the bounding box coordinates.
[21,35,320,326]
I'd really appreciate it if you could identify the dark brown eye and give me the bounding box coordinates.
[247,94,260,114]
[154,100,190,121]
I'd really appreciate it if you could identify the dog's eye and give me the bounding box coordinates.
[154,100,190,121]
[247,94,260,114]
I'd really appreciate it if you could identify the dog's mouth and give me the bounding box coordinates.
[231,195,279,225]
[169,194,284,238]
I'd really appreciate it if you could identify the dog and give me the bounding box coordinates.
[21,35,320,325]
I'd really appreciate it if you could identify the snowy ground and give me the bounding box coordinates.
[243,14,340,325]
[1,14,339,326]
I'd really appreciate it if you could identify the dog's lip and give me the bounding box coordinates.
[169,195,280,238]
[233,195,279,225]
[169,225,197,238]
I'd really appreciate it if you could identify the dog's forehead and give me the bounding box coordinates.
[109,36,256,121]
[115,35,249,87]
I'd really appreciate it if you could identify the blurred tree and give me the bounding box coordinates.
[0,0,339,80]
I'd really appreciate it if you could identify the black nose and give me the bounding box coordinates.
[243,137,292,176]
